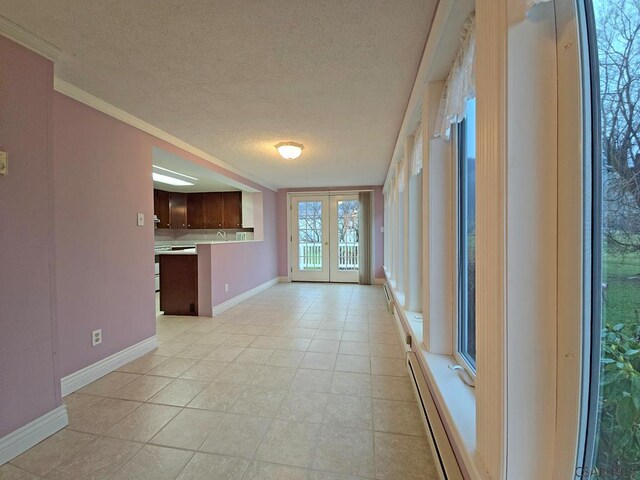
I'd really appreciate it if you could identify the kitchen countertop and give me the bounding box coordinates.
[154,240,262,255]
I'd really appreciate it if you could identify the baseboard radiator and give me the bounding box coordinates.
[407,352,464,480]
[382,282,394,312]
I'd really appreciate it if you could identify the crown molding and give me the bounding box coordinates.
[0,15,62,62]
[53,77,278,192]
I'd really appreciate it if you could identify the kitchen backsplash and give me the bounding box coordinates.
[154,229,254,243]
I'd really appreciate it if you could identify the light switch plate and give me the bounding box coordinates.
[137,213,144,226]
[0,151,7,176]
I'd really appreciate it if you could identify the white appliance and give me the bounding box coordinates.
[236,232,248,241]
[154,258,160,291]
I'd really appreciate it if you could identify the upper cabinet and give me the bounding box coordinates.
[154,189,171,229]
[169,192,187,229]
[222,191,242,228]
[154,189,243,230]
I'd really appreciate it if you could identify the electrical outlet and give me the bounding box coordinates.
[0,151,7,176]
[137,213,144,226]
[224,283,229,292]
[92,329,102,346]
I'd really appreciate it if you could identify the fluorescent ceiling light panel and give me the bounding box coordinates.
[152,172,194,186]
[152,165,198,181]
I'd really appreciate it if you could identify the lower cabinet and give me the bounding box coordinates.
[159,255,198,315]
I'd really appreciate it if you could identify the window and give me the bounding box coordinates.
[581,0,640,476]
[457,97,477,369]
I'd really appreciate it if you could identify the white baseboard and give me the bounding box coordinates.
[60,336,158,396]
[0,405,68,465]
[213,277,280,316]
[374,277,386,285]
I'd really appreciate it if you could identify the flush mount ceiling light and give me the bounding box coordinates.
[275,141,304,160]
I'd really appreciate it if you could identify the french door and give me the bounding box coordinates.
[291,194,360,283]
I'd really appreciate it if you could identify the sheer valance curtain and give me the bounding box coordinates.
[434,14,476,140]
[410,122,423,177]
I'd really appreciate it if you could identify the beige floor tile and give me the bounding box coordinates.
[61,393,101,418]
[280,338,312,351]
[313,329,343,341]
[300,352,337,371]
[199,413,270,459]
[338,341,371,356]
[105,403,180,442]
[307,471,361,480]
[10,429,94,477]
[187,382,245,412]
[214,323,244,334]
[291,368,334,393]
[109,445,193,480]
[175,452,248,480]
[324,395,373,430]
[276,391,328,424]
[117,355,169,374]
[214,363,262,385]
[342,322,369,333]
[370,357,408,377]
[204,345,245,362]
[372,399,425,436]
[221,334,256,347]
[242,461,307,480]
[67,397,141,434]
[288,328,317,339]
[369,333,400,345]
[370,343,404,359]
[251,366,296,389]
[179,360,228,381]
[374,432,438,480]
[146,357,198,378]
[255,420,321,468]
[312,425,374,478]
[193,332,231,346]
[308,339,340,354]
[110,375,172,401]
[340,331,369,343]
[229,385,286,416]
[173,344,217,360]
[335,354,371,374]
[234,347,274,365]
[237,325,267,335]
[0,464,41,479]
[44,436,141,480]
[250,336,287,349]
[150,408,225,450]
[265,350,304,368]
[331,372,372,397]
[152,342,191,357]
[371,375,416,402]
[76,372,140,397]
[147,378,209,407]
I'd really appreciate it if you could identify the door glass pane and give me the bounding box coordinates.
[298,201,323,271]
[337,200,359,271]
[588,0,640,475]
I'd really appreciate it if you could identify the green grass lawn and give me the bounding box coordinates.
[603,248,640,335]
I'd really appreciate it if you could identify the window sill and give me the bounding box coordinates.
[383,273,482,480]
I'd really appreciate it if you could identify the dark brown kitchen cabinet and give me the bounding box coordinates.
[187,193,205,229]
[203,192,224,228]
[154,189,171,229]
[159,254,198,315]
[222,191,242,228]
[169,192,187,229]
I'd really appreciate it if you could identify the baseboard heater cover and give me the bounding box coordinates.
[382,282,394,312]
[407,351,464,480]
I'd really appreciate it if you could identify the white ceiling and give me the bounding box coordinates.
[0,0,437,189]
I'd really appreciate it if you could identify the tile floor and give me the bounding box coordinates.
[1,283,438,480]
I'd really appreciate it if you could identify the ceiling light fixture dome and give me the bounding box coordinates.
[275,141,304,160]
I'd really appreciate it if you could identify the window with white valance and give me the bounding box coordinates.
[434,14,476,140]
[397,160,407,193]
[410,123,423,176]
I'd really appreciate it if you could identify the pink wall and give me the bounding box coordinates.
[53,94,157,376]
[53,93,279,376]
[276,186,385,279]
[0,38,60,436]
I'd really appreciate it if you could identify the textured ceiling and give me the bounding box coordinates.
[0,0,437,189]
